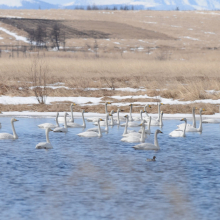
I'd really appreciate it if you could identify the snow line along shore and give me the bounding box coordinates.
[0,112,220,120]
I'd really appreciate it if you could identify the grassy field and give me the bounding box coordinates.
[0,10,220,114]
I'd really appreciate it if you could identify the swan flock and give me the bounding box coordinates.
[0,102,217,153]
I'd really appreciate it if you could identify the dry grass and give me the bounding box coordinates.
[0,10,220,114]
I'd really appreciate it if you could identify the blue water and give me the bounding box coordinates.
[0,117,219,220]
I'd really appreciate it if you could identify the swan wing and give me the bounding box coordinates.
[53,127,67,132]
[133,143,158,150]
[67,123,82,128]
[202,119,220,123]
[169,130,183,137]
[77,131,98,137]
[38,123,56,128]
[0,133,14,139]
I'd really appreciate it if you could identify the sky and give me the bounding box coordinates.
[44,0,71,4]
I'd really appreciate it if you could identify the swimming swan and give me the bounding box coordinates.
[121,122,146,143]
[67,110,87,128]
[133,129,163,150]
[180,108,204,132]
[177,107,197,129]
[58,103,76,123]
[150,111,163,126]
[139,116,151,134]
[169,118,187,137]
[133,110,145,121]
[0,111,3,128]
[87,113,110,133]
[36,128,53,149]
[38,112,59,129]
[0,118,19,139]
[53,112,68,132]
[77,119,104,137]
[113,108,124,125]
[86,102,111,122]
[122,115,136,136]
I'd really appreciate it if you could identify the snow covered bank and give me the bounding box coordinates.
[1,95,220,106]
[1,111,220,120]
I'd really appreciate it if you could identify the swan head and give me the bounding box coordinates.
[11,118,19,123]
[110,110,114,114]
[65,112,69,116]
[105,102,111,105]
[161,111,164,116]
[118,108,124,112]
[71,103,76,106]
[129,104,133,107]
[124,115,129,118]
[82,110,88,113]
[180,118,187,122]
[156,130,163,134]
[99,118,104,121]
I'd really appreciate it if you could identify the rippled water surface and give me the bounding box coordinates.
[0,117,220,220]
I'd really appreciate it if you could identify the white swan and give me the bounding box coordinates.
[150,111,163,126]
[129,104,134,121]
[36,128,53,149]
[133,129,163,150]
[87,113,110,133]
[0,111,3,128]
[121,122,146,143]
[139,116,151,134]
[77,119,103,137]
[53,112,68,132]
[86,102,111,122]
[0,118,19,139]
[113,108,124,125]
[120,111,143,127]
[177,107,197,129]
[38,112,59,129]
[144,103,163,124]
[179,108,204,132]
[58,103,76,123]
[169,118,187,137]
[67,110,87,128]
[133,110,145,121]
[202,118,220,123]
[93,110,114,126]
[122,115,136,136]
[143,104,151,120]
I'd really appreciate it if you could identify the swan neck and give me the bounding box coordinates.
[148,117,151,129]
[56,113,59,127]
[183,120,187,137]
[46,129,50,143]
[192,108,196,128]
[158,104,160,119]
[11,120,18,139]
[117,110,120,124]
[129,105,133,121]
[64,114,67,128]
[159,112,163,126]
[98,120,102,137]
[140,111,143,120]
[71,105,74,122]
[111,115,114,126]
[154,132,159,147]
[82,112,86,128]
[105,114,109,133]
[123,117,128,135]
[105,103,108,114]
[140,124,145,142]
[199,111,202,132]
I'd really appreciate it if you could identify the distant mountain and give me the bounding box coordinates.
[1,0,220,10]
[0,0,58,9]
[64,0,220,10]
